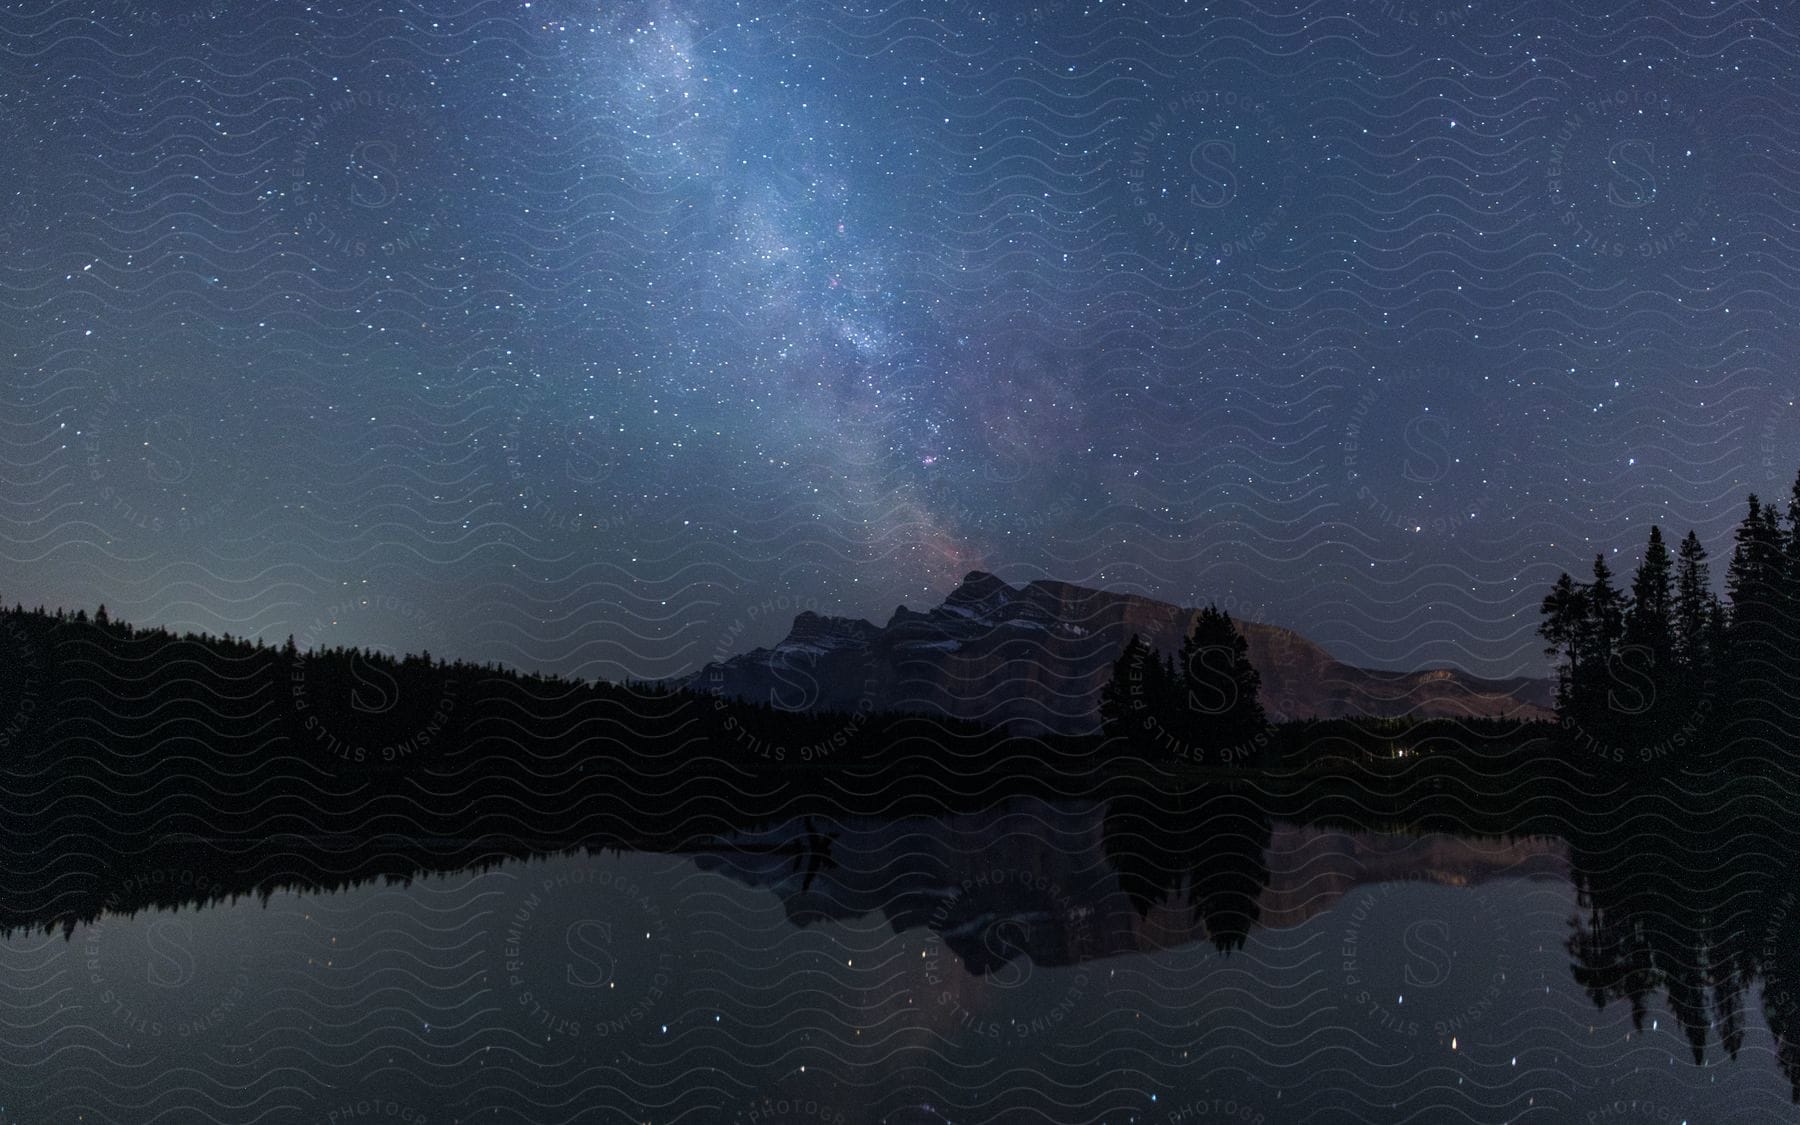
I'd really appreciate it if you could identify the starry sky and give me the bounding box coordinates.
[3,0,1798,682]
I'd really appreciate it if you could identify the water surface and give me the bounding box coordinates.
[3,792,1791,1123]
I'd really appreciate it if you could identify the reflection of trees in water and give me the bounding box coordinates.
[1532,471,1800,1094]
[1102,782,1272,953]
[1563,783,1800,1097]
[20,766,1800,1099]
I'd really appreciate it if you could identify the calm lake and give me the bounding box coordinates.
[1,792,1789,1124]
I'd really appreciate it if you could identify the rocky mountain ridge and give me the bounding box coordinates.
[690,571,1554,733]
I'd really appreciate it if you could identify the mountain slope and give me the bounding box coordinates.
[690,571,1553,733]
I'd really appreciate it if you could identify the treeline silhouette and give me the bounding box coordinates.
[0,598,1559,841]
[0,599,1100,854]
[0,595,1563,944]
[1533,469,1800,1097]
[10,478,1800,1097]
[1091,607,1566,804]
[1538,471,1800,779]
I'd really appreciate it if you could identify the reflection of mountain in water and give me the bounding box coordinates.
[12,783,1800,1100]
[0,793,1562,972]
[689,795,1566,973]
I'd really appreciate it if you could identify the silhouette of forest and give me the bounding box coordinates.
[1534,470,1800,782]
[0,590,1562,842]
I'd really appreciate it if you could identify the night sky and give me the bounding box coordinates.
[3,0,1798,683]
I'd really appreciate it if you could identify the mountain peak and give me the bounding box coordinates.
[944,570,1015,612]
[778,611,878,653]
[955,569,1006,590]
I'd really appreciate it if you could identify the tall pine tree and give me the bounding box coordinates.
[1625,526,1675,669]
[1540,555,1626,727]
[1726,496,1785,698]
[1620,528,1674,714]
[1674,530,1712,673]
[1173,605,1267,765]
[1583,555,1626,723]
[1540,571,1588,715]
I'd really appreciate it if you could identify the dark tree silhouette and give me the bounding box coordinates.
[1154,650,1180,726]
[1624,526,1674,674]
[1780,471,1800,721]
[1543,527,1739,775]
[1674,530,1713,673]
[1540,571,1587,715]
[1722,496,1789,745]
[1617,526,1686,763]
[1173,605,1267,767]
[1726,498,1784,658]
[1095,607,1272,767]
[1584,554,1626,703]
[1539,555,1625,729]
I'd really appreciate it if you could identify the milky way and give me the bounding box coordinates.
[3,0,1798,683]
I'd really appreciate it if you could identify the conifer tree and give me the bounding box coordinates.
[1540,571,1587,713]
[1781,471,1800,702]
[1786,469,1800,579]
[1173,605,1266,764]
[1153,650,1180,726]
[1625,527,1674,667]
[1674,531,1712,672]
[1706,594,1730,665]
[1580,555,1626,722]
[1586,554,1625,664]
[1618,527,1677,725]
[1726,496,1785,696]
